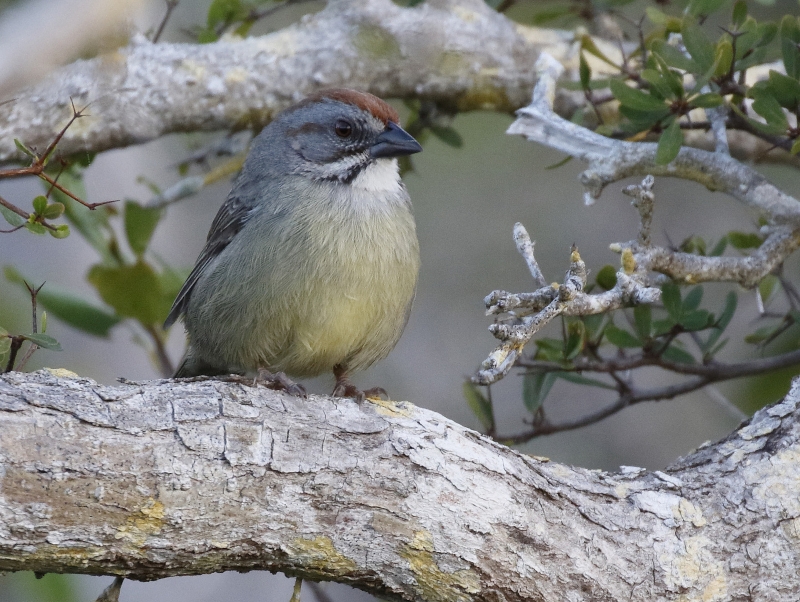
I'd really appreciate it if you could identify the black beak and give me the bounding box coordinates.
[370,121,422,159]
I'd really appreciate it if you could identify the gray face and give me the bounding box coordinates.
[265,99,387,183]
[245,98,421,184]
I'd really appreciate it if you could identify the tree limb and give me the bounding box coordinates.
[0,0,565,162]
[1,369,799,600]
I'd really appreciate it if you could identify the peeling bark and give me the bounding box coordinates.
[1,370,798,601]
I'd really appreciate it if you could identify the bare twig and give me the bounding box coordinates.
[152,0,179,43]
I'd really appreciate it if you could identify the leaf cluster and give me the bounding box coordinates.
[570,1,800,162]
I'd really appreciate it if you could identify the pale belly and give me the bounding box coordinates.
[186,198,419,377]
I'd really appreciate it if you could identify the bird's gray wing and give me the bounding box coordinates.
[164,194,256,328]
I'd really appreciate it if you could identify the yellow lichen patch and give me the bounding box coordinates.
[676,499,707,527]
[370,397,414,418]
[614,483,631,499]
[452,5,480,22]
[114,499,165,547]
[289,536,358,576]
[621,248,636,274]
[454,85,512,112]
[44,367,80,378]
[225,67,249,84]
[353,24,400,60]
[180,59,207,82]
[661,536,728,602]
[400,530,481,602]
[255,29,297,56]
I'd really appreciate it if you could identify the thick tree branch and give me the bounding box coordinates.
[1,369,799,600]
[0,0,568,162]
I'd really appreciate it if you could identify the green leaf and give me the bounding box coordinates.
[792,138,800,156]
[662,344,696,364]
[751,94,789,131]
[680,235,707,256]
[691,93,724,108]
[5,267,121,336]
[652,317,676,337]
[87,261,171,326]
[652,54,685,99]
[522,372,557,413]
[604,325,642,348]
[710,236,728,256]
[682,17,716,72]
[0,335,10,355]
[718,292,737,331]
[24,333,62,351]
[662,282,682,321]
[650,43,697,72]
[534,337,565,362]
[564,321,585,360]
[0,203,26,228]
[32,195,48,214]
[580,34,618,68]
[759,274,779,305]
[704,291,737,353]
[124,201,163,257]
[680,309,712,331]
[682,286,703,312]
[579,52,591,90]
[48,224,70,239]
[429,126,463,148]
[596,265,617,291]
[713,40,734,77]
[556,372,616,390]
[780,15,800,79]
[25,221,47,235]
[687,0,729,17]
[610,80,667,111]
[641,69,675,100]
[463,381,494,431]
[207,0,242,28]
[745,324,781,345]
[14,138,36,158]
[634,305,652,340]
[732,1,747,28]
[582,314,605,341]
[656,119,683,165]
[727,231,762,249]
[730,103,786,136]
[41,202,65,220]
[761,70,800,111]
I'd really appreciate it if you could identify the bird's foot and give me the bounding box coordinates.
[203,370,306,397]
[332,364,388,402]
[255,367,307,397]
[332,378,388,402]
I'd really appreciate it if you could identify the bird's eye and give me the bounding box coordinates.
[334,120,353,138]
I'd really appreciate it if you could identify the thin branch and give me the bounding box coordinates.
[519,347,800,380]
[507,54,800,221]
[151,0,179,43]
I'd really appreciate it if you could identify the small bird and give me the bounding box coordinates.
[165,89,422,399]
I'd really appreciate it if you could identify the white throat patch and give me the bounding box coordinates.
[350,158,402,194]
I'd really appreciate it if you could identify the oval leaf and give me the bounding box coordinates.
[656,119,683,165]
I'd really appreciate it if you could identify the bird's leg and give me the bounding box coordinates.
[332,364,388,402]
[255,367,307,397]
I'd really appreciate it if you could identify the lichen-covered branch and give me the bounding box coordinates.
[507,54,800,223]
[0,0,567,162]
[474,222,661,385]
[1,369,799,600]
